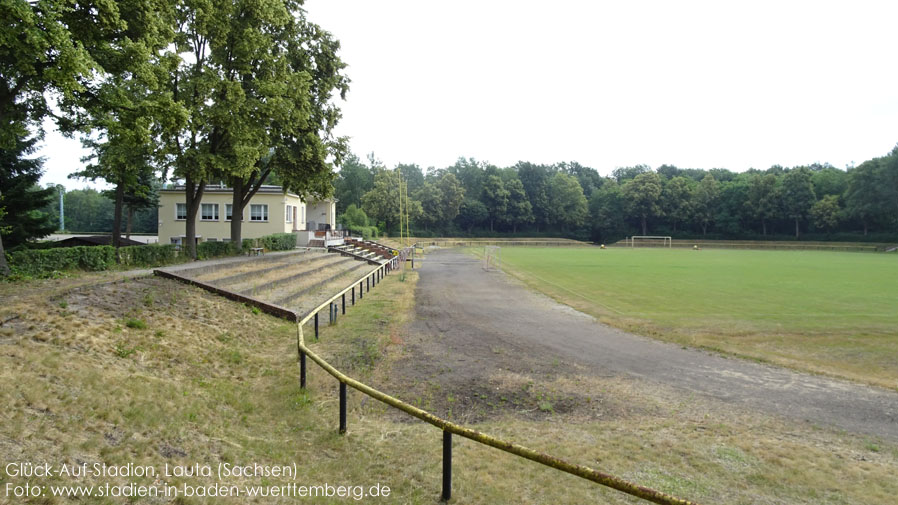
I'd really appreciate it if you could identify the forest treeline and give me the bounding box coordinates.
[337,147,898,242]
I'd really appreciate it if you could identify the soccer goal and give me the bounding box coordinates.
[629,236,672,248]
[483,246,501,271]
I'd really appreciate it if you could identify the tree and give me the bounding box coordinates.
[503,177,533,233]
[415,181,443,231]
[515,161,554,231]
[361,168,422,233]
[335,154,374,213]
[622,171,662,235]
[588,178,626,242]
[214,4,349,253]
[547,172,587,230]
[449,157,485,200]
[0,136,55,248]
[338,204,369,229]
[612,164,651,182]
[57,0,175,249]
[691,174,720,236]
[438,172,465,224]
[810,195,841,232]
[0,0,109,149]
[0,196,8,275]
[482,175,508,232]
[661,176,692,232]
[782,167,816,238]
[746,173,780,235]
[558,161,602,198]
[456,198,487,233]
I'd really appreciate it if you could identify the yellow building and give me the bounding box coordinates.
[158,185,336,247]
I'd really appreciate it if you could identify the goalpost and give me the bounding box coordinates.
[483,246,501,271]
[629,236,672,248]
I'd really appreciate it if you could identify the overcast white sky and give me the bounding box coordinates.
[38,0,898,189]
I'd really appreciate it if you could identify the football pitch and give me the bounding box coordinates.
[494,247,898,389]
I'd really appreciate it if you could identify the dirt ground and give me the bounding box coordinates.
[384,249,898,439]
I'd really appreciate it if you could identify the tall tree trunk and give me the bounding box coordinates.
[185,175,205,260]
[513,223,517,233]
[863,221,868,236]
[490,218,494,233]
[231,179,245,253]
[229,169,270,254]
[112,179,124,248]
[761,219,767,236]
[0,209,8,276]
[794,218,800,239]
[641,215,647,235]
[126,206,133,240]
[702,223,707,236]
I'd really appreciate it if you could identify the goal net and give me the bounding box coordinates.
[483,246,501,271]
[629,236,672,248]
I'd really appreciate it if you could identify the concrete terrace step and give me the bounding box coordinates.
[272,262,371,309]
[236,256,356,297]
[196,252,331,284]
[222,254,351,294]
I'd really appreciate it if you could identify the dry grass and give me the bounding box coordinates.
[1,265,896,504]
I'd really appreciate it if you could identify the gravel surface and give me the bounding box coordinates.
[401,249,898,439]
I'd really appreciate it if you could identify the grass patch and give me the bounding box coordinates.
[125,317,147,329]
[1,262,896,504]
[493,247,898,388]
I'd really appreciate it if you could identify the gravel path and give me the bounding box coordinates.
[412,249,898,439]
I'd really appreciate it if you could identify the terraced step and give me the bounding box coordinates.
[194,252,329,284]
[223,255,352,294]
[279,265,376,316]
[269,262,371,308]
[236,256,356,296]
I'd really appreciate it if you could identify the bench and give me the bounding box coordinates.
[248,247,265,256]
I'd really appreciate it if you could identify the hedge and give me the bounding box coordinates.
[6,232,299,278]
[118,244,179,267]
[7,246,117,278]
[261,232,297,251]
[196,241,234,260]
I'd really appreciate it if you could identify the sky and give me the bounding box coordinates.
[38,0,898,189]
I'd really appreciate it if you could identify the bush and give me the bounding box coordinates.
[7,246,117,278]
[118,244,179,267]
[348,226,378,240]
[196,241,233,260]
[260,232,296,251]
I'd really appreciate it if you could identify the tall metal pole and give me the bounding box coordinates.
[58,185,65,232]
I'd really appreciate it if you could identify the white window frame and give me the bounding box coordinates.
[250,204,268,222]
[285,205,293,223]
[175,203,187,221]
[200,203,219,221]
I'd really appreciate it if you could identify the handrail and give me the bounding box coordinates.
[155,247,700,504]
[296,245,701,505]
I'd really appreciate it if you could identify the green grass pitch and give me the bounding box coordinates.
[495,247,898,389]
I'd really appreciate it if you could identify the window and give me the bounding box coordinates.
[201,203,219,221]
[285,205,292,223]
[250,204,268,221]
[175,203,187,221]
[225,204,244,221]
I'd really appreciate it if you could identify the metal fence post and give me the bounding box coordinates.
[300,351,306,389]
[442,431,452,501]
[314,312,319,340]
[359,282,363,299]
[342,293,346,314]
[339,382,347,434]
[367,276,370,292]
[352,287,355,305]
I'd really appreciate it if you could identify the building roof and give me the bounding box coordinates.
[54,236,146,247]
[160,184,303,199]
